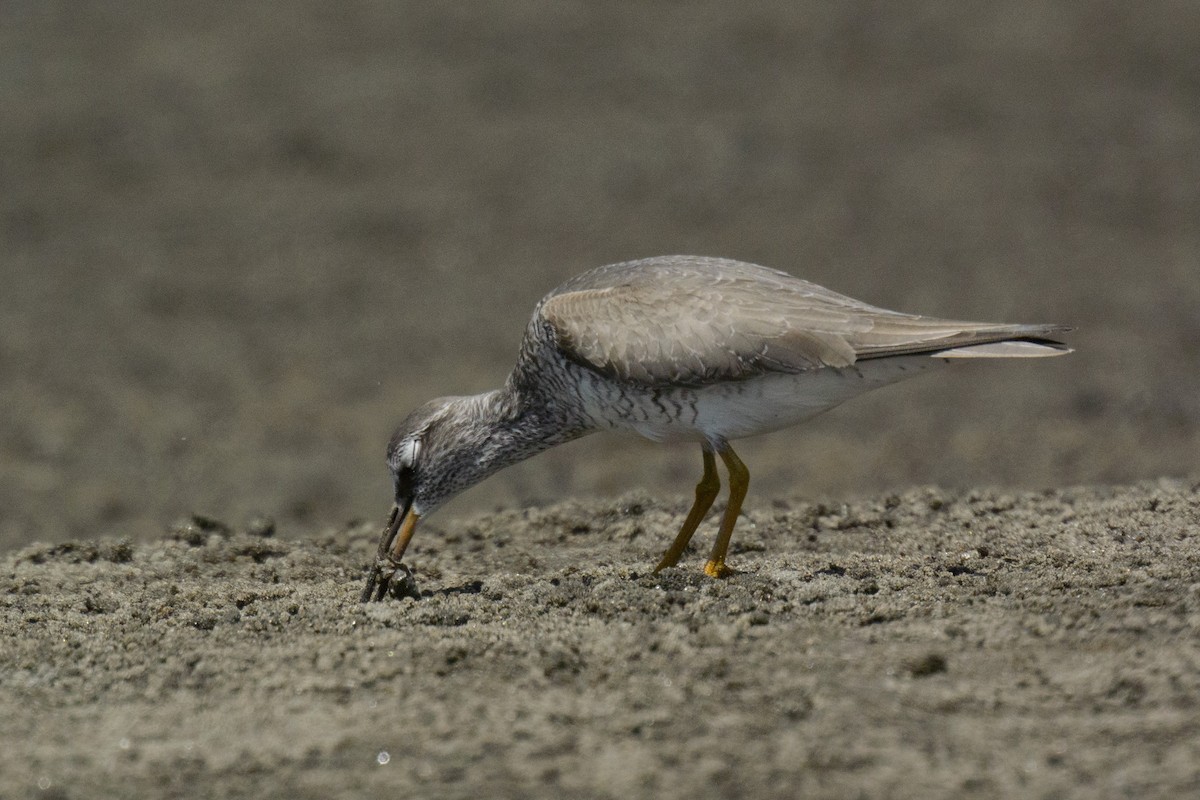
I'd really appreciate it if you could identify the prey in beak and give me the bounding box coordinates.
[360,500,422,602]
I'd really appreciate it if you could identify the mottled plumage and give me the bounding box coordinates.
[362,256,1070,600]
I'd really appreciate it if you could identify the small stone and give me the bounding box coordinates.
[245,515,276,538]
[907,652,949,677]
[384,564,421,601]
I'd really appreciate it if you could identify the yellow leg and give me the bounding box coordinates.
[653,447,720,572]
[704,445,749,578]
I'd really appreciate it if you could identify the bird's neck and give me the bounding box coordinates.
[467,381,593,476]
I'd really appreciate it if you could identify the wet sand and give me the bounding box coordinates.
[3,1,1198,549]
[4,482,1199,798]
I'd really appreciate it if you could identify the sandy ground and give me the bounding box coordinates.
[2,1,1199,549]
[3,1,1200,798]
[4,482,1200,799]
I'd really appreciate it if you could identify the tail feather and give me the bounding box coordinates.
[934,338,1073,358]
[856,323,1073,361]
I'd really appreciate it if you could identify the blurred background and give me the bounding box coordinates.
[2,1,1197,549]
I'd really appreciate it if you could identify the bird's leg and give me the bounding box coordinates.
[653,446,720,572]
[704,445,750,578]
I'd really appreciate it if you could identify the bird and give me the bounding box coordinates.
[361,255,1070,601]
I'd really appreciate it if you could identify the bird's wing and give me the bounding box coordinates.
[538,256,1067,387]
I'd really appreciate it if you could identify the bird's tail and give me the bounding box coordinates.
[854,322,1073,361]
[934,338,1072,358]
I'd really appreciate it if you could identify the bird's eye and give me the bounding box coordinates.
[395,464,416,498]
[392,438,421,498]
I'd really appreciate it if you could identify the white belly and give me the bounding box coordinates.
[590,355,945,444]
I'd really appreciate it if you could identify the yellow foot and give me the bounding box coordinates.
[703,559,736,579]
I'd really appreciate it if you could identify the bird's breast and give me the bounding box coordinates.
[571,355,943,443]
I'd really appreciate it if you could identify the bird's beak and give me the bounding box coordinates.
[384,498,420,564]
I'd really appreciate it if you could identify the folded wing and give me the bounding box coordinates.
[538,256,1069,387]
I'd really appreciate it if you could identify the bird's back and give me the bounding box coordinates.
[531,255,1068,388]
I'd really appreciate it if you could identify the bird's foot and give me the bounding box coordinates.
[702,559,737,579]
[359,558,421,603]
[651,555,679,574]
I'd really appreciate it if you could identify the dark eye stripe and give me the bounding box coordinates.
[394,464,416,498]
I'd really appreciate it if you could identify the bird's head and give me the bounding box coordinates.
[379,393,510,564]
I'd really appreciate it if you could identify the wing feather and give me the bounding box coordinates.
[538,256,1068,387]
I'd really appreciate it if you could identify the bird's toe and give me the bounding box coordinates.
[702,559,737,579]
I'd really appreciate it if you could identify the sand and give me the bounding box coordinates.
[3,0,1199,549]
[4,481,1199,798]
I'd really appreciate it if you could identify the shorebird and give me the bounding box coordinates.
[362,255,1069,601]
